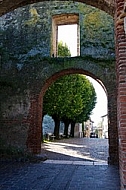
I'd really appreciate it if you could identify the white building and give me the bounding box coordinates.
[101,114,108,138]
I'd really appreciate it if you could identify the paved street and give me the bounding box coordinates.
[41,138,109,162]
[0,138,120,190]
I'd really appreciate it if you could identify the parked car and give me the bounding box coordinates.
[90,132,98,138]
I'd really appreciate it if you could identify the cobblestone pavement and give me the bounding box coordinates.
[41,138,109,162]
[0,138,120,190]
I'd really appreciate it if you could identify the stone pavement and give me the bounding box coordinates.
[0,138,120,190]
[41,138,109,162]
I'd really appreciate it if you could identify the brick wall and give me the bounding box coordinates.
[115,0,126,188]
[26,94,42,153]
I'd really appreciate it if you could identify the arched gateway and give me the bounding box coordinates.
[0,0,115,16]
[0,0,126,189]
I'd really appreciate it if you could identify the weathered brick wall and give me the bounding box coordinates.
[115,0,126,189]
[0,91,31,149]
[107,80,119,165]
[26,94,43,153]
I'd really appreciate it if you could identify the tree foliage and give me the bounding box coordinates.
[74,80,97,123]
[43,74,97,138]
[43,74,84,119]
[58,41,71,57]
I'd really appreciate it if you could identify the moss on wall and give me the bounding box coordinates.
[0,1,114,67]
[0,1,116,153]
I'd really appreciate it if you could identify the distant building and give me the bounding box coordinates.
[84,118,94,138]
[74,123,83,137]
[101,114,108,138]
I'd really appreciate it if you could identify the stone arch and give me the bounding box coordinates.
[0,0,115,17]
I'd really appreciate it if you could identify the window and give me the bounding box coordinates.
[52,14,80,57]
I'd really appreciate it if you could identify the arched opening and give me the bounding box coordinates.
[42,75,108,139]
[58,24,78,57]
[52,14,79,57]
[41,71,109,163]
[38,69,108,161]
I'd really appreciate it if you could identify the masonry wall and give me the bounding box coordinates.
[0,90,31,152]
[0,1,114,68]
[115,0,126,189]
[0,1,118,165]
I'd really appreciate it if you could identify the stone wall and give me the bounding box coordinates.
[0,1,114,68]
[0,1,118,165]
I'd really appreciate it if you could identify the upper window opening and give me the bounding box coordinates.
[58,24,77,57]
[52,14,80,57]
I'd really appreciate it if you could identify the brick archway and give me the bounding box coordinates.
[26,67,118,165]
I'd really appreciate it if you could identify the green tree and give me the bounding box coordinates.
[70,79,97,137]
[58,41,71,57]
[43,74,97,139]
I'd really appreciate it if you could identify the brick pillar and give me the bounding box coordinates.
[115,0,126,189]
[26,94,42,154]
[108,87,119,165]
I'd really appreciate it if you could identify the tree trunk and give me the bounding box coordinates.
[70,121,75,137]
[64,120,70,137]
[53,115,60,139]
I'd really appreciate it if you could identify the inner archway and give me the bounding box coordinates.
[41,71,109,162]
[33,67,116,165]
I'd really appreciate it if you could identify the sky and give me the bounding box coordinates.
[58,24,77,56]
[58,25,107,126]
[86,77,107,126]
